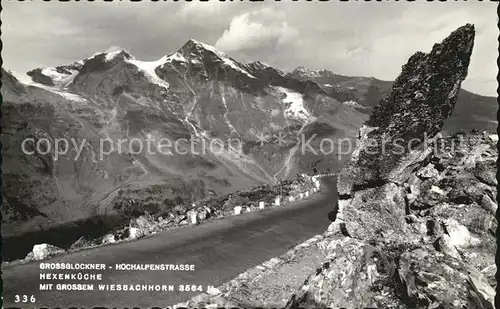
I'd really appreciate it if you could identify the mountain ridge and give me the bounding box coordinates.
[1,37,495,238]
[1,39,366,237]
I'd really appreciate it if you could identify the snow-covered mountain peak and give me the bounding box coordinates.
[178,39,256,79]
[102,49,134,62]
[25,49,135,88]
[183,39,223,55]
[292,66,322,78]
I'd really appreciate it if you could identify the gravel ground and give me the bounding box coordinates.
[224,246,327,308]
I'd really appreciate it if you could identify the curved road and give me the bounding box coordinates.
[2,177,337,308]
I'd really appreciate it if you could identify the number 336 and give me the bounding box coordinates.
[14,295,36,303]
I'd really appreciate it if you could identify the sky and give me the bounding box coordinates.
[2,1,498,96]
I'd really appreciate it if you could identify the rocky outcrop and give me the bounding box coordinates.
[25,243,65,261]
[338,24,475,197]
[285,24,496,309]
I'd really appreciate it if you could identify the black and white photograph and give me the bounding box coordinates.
[1,1,498,308]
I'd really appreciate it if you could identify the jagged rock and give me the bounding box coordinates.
[206,286,221,296]
[474,160,497,186]
[480,264,497,288]
[442,175,493,204]
[130,215,157,236]
[173,205,188,214]
[397,247,484,309]
[158,218,174,228]
[114,227,130,240]
[338,24,475,197]
[341,183,408,242]
[467,268,496,309]
[438,218,481,256]
[411,180,447,209]
[405,173,422,205]
[101,234,116,244]
[188,293,211,307]
[132,215,155,230]
[175,214,187,224]
[69,236,90,250]
[286,25,495,309]
[28,243,65,261]
[285,237,405,308]
[480,195,497,215]
[128,227,143,240]
[197,207,210,221]
[487,134,498,143]
[416,163,439,179]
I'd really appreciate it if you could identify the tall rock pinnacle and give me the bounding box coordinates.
[338,24,475,196]
[285,24,497,309]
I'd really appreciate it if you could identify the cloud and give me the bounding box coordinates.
[177,1,230,20]
[214,7,301,56]
[104,46,125,53]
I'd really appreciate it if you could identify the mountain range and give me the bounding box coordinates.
[1,39,496,237]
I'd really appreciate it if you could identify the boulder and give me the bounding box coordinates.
[102,234,116,244]
[132,215,156,232]
[416,163,439,179]
[128,227,143,240]
[234,206,242,215]
[175,214,187,224]
[113,227,130,241]
[474,160,497,186]
[29,243,65,261]
[341,183,408,242]
[197,207,210,221]
[206,286,221,296]
[480,195,497,215]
